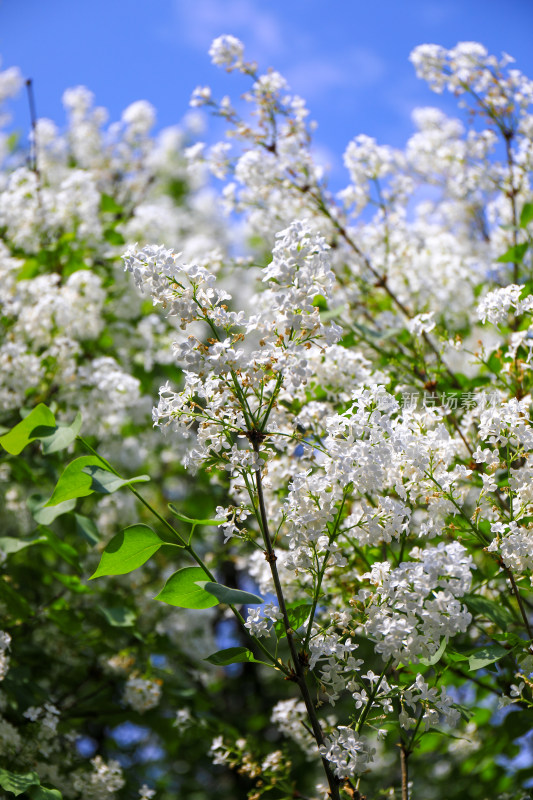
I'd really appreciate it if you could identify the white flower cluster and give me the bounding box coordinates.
[0,631,10,680]
[309,635,363,705]
[72,755,125,800]
[400,674,460,731]
[209,35,246,72]
[244,603,282,637]
[361,543,473,663]
[125,221,342,476]
[487,520,533,577]
[477,284,533,326]
[23,702,61,758]
[123,675,162,713]
[319,727,375,780]
[271,698,317,757]
[409,42,533,115]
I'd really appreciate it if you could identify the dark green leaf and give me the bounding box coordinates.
[0,768,40,796]
[496,242,529,263]
[103,229,125,246]
[205,647,264,666]
[0,535,47,555]
[40,529,80,569]
[0,578,31,619]
[196,581,263,606]
[464,594,515,629]
[98,606,136,627]
[28,785,63,800]
[520,202,533,228]
[90,524,163,578]
[81,465,150,494]
[75,514,100,545]
[274,604,313,639]
[28,494,77,525]
[468,644,508,671]
[155,567,218,609]
[34,413,82,454]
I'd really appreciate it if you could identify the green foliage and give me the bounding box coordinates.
[45,458,149,506]
[496,242,529,263]
[91,524,165,578]
[155,567,219,609]
[0,404,55,454]
[45,456,107,505]
[467,644,509,671]
[197,581,263,606]
[205,647,264,665]
[0,769,61,799]
[520,202,533,228]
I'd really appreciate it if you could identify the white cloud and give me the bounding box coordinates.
[166,0,285,61]
[416,1,458,27]
[286,47,386,99]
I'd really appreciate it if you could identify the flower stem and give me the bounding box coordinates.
[252,440,341,800]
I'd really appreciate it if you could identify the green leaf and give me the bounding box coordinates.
[168,503,220,526]
[468,644,508,671]
[274,604,313,639]
[520,202,533,228]
[100,193,123,214]
[494,631,529,649]
[419,638,447,667]
[75,514,99,545]
[90,524,163,579]
[0,535,47,555]
[103,229,125,246]
[0,768,40,796]
[196,581,263,606]
[205,647,264,666]
[98,605,136,627]
[464,594,515,629]
[496,242,529,263]
[0,578,31,619]
[0,404,55,454]
[28,494,77,525]
[28,785,63,800]
[155,567,218,609]
[45,457,107,506]
[40,529,80,569]
[34,413,82,454]
[81,465,150,494]
[52,573,91,594]
[444,649,469,664]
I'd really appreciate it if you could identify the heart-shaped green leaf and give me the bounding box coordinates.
[0,404,55,455]
[155,567,218,609]
[91,524,163,578]
[45,457,108,506]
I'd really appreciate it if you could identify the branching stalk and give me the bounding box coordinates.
[251,440,341,800]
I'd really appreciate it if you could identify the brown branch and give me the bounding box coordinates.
[252,440,341,800]
[400,744,409,800]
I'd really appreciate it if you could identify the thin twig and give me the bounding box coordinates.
[25,78,39,178]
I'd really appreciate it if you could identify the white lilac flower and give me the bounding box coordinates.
[319,727,375,779]
[123,675,162,713]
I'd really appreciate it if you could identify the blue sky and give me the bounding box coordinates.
[1,0,533,183]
